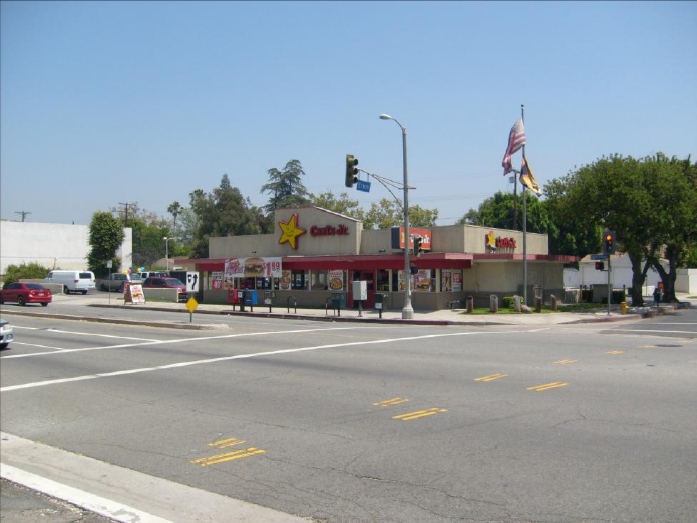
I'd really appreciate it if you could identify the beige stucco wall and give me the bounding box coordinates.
[210,206,363,259]
[0,221,132,275]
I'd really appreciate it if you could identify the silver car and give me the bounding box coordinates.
[1,319,14,349]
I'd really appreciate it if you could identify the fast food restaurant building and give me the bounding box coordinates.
[176,206,576,310]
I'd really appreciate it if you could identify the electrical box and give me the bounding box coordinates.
[352,280,367,301]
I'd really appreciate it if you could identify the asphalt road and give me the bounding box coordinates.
[1,305,696,522]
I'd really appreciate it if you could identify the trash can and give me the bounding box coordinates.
[331,291,346,309]
[374,293,388,310]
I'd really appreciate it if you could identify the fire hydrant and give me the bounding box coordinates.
[620,302,628,315]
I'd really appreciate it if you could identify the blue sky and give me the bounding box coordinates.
[2,1,696,227]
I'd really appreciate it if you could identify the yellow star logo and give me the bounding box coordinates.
[278,213,306,250]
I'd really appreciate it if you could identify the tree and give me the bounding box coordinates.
[167,201,182,227]
[362,198,438,230]
[458,191,553,235]
[640,154,697,302]
[310,191,365,222]
[87,211,125,277]
[545,153,697,305]
[188,175,264,258]
[261,159,311,213]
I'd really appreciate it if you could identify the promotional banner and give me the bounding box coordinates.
[224,257,283,287]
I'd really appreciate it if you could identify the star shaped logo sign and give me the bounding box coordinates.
[278,213,306,250]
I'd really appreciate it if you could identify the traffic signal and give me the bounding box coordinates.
[413,236,423,256]
[603,230,616,255]
[410,263,419,275]
[345,154,358,188]
[595,261,605,271]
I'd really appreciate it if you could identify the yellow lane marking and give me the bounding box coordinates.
[474,373,509,382]
[191,447,265,467]
[208,437,246,449]
[606,350,624,354]
[393,407,447,421]
[639,345,655,349]
[554,359,578,365]
[373,397,409,407]
[527,382,569,392]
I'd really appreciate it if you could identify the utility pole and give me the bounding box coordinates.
[118,202,133,227]
[14,211,32,222]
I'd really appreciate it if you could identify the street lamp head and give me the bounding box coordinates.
[163,236,168,241]
[379,114,392,120]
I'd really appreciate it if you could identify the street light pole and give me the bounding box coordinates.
[380,113,414,319]
[163,237,170,272]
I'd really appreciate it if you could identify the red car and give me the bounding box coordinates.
[142,277,187,302]
[0,282,53,306]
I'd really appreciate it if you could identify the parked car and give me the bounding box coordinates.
[1,319,14,349]
[142,277,187,302]
[99,273,133,292]
[0,282,53,306]
[45,270,96,294]
[138,271,168,280]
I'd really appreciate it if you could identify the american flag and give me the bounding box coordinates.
[501,118,526,175]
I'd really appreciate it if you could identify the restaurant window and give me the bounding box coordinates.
[292,270,308,290]
[311,270,329,290]
[377,269,390,292]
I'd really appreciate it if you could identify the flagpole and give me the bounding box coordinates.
[521,103,528,306]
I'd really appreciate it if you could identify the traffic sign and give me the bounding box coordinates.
[590,254,608,260]
[186,271,200,293]
[356,180,371,193]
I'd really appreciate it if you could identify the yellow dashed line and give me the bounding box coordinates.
[208,437,246,449]
[474,373,508,382]
[373,397,409,407]
[606,350,624,355]
[554,359,578,365]
[393,407,447,421]
[527,382,569,392]
[191,447,265,467]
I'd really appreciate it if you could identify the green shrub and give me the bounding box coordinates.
[502,296,515,309]
[2,262,50,284]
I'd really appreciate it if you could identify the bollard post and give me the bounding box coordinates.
[535,297,542,313]
[466,296,474,313]
[550,294,557,312]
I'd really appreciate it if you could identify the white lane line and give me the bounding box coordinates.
[46,328,159,341]
[0,326,358,359]
[0,464,170,523]
[1,329,536,392]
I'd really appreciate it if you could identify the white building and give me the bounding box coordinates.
[0,220,132,276]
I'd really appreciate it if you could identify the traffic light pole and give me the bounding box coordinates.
[607,255,611,316]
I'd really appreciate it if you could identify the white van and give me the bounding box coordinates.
[46,270,96,294]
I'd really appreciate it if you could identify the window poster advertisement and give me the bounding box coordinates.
[211,271,224,289]
[414,269,432,292]
[452,272,462,292]
[398,270,414,292]
[441,270,452,292]
[279,270,292,291]
[328,269,343,290]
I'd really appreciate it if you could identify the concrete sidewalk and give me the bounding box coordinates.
[56,290,696,328]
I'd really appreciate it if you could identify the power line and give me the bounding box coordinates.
[14,211,31,222]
